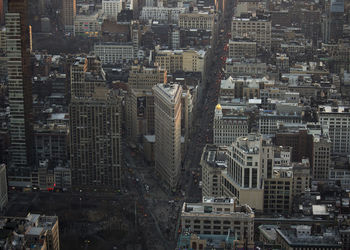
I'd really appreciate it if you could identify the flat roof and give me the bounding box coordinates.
[26,227,44,236]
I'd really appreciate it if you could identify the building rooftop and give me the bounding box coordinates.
[201,144,228,169]
[0,213,58,249]
[26,227,44,236]
[182,197,254,217]
[319,106,350,113]
[202,197,235,204]
[234,134,261,154]
[258,225,278,241]
[154,83,181,102]
[276,226,342,247]
[177,232,235,249]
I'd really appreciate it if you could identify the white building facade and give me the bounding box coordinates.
[319,106,350,154]
[213,104,249,146]
[94,43,134,64]
[140,7,186,23]
[102,0,123,19]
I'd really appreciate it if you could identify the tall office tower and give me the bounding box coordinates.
[322,0,344,43]
[153,83,182,191]
[6,0,33,172]
[70,56,105,98]
[102,0,123,20]
[62,0,76,32]
[0,0,4,25]
[329,0,344,42]
[125,65,167,142]
[70,56,122,189]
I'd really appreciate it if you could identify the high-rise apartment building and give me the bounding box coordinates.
[62,0,76,32]
[153,83,182,191]
[69,56,122,189]
[6,0,33,173]
[102,0,123,20]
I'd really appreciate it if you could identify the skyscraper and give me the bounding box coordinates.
[125,65,167,143]
[0,0,4,25]
[69,56,122,189]
[62,0,76,32]
[6,0,33,173]
[322,0,344,43]
[153,83,182,191]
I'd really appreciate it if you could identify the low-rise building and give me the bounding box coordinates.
[231,17,271,49]
[155,48,207,74]
[140,7,186,23]
[34,124,68,164]
[94,42,134,64]
[177,232,236,250]
[228,39,257,59]
[225,58,267,77]
[0,213,60,250]
[213,104,249,146]
[178,12,215,30]
[181,197,254,247]
[276,225,342,250]
[259,109,302,135]
[74,12,101,36]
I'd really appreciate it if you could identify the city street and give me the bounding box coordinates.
[118,10,232,249]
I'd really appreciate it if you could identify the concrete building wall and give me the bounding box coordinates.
[178,13,215,30]
[0,164,7,211]
[231,18,271,49]
[153,83,182,191]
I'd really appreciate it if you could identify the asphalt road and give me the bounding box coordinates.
[180,20,230,204]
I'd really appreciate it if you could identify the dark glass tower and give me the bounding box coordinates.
[6,0,33,173]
